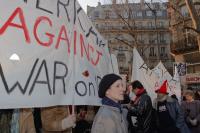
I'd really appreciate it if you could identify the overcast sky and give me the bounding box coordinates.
[78,0,99,12]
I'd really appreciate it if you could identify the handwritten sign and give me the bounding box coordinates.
[0,0,112,108]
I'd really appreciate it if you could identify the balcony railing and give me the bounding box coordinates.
[96,25,168,32]
[171,36,199,54]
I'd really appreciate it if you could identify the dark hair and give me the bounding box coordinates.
[171,94,178,101]
[131,80,144,90]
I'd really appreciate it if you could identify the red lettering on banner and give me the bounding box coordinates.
[55,25,70,53]
[91,50,102,66]
[80,34,90,61]
[0,7,104,66]
[34,16,55,47]
[79,34,103,66]
[74,31,77,55]
[0,7,30,43]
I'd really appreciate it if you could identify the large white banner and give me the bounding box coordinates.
[109,54,119,74]
[131,48,157,100]
[0,0,112,108]
[152,62,181,102]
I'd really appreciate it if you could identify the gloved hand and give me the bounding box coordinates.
[61,114,76,130]
[189,118,198,126]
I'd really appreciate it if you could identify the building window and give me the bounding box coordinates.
[94,11,99,18]
[158,21,164,27]
[149,34,155,43]
[181,6,189,17]
[136,11,142,17]
[119,46,123,52]
[150,47,156,56]
[146,11,152,16]
[159,33,165,43]
[137,34,144,43]
[147,22,153,28]
[156,11,162,16]
[105,10,110,19]
[140,47,144,56]
[117,53,126,62]
[160,47,166,57]
[137,22,143,28]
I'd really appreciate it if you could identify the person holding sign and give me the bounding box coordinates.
[91,73,128,133]
[41,106,76,133]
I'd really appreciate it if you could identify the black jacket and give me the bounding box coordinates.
[127,93,155,133]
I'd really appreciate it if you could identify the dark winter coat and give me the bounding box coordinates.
[181,100,200,133]
[154,96,190,133]
[127,93,155,133]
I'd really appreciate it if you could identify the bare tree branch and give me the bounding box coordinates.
[184,26,200,34]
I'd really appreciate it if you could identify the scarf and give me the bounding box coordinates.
[102,97,122,113]
[133,88,146,104]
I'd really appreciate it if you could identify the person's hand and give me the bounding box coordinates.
[189,118,198,126]
[61,114,76,130]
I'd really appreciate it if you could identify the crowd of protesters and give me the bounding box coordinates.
[0,73,200,133]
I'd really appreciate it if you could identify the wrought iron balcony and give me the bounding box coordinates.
[171,36,199,54]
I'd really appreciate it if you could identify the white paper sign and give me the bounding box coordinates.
[0,0,112,108]
[131,48,157,101]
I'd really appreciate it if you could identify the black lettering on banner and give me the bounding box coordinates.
[95,76,101,87]
[29,60,52,95]
[149,71,153,76]
[85,27,105,47]
[57,0,70,22]
[75,81,87,96]
[36,0,53,14]
[169,77,178,85]
[78,17,85,32]
[53,61,68,94]
[99,40,105,47]
[76,6,86,32]
[0,59,39,94]
[89,82,95,96]
[139,63,149,74]
[73,0,76,24]
[86,27,98,43]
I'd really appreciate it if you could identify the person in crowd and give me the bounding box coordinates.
[41,106,76,133]
[91,73,128,133]
[0,109,13,133]
[127,80,155,133]
[181,90,200,133]
[194,90,200,101]
[154,80,190,133]
[171,94,178,101]
[19,109,36,133]
[74,106,91,133]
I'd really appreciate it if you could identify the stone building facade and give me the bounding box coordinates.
[169,0,200,89]
[87,1,173,79]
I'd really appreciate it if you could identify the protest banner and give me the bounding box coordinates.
[152,62,181,102]
[0,0,112,108]
[131,48,157,100]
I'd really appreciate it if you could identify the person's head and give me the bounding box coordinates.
[184,90,194,102]
[171,94,178,101]
[155,80,168,100]
[130,80,144,95]
[98,73,125,102]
